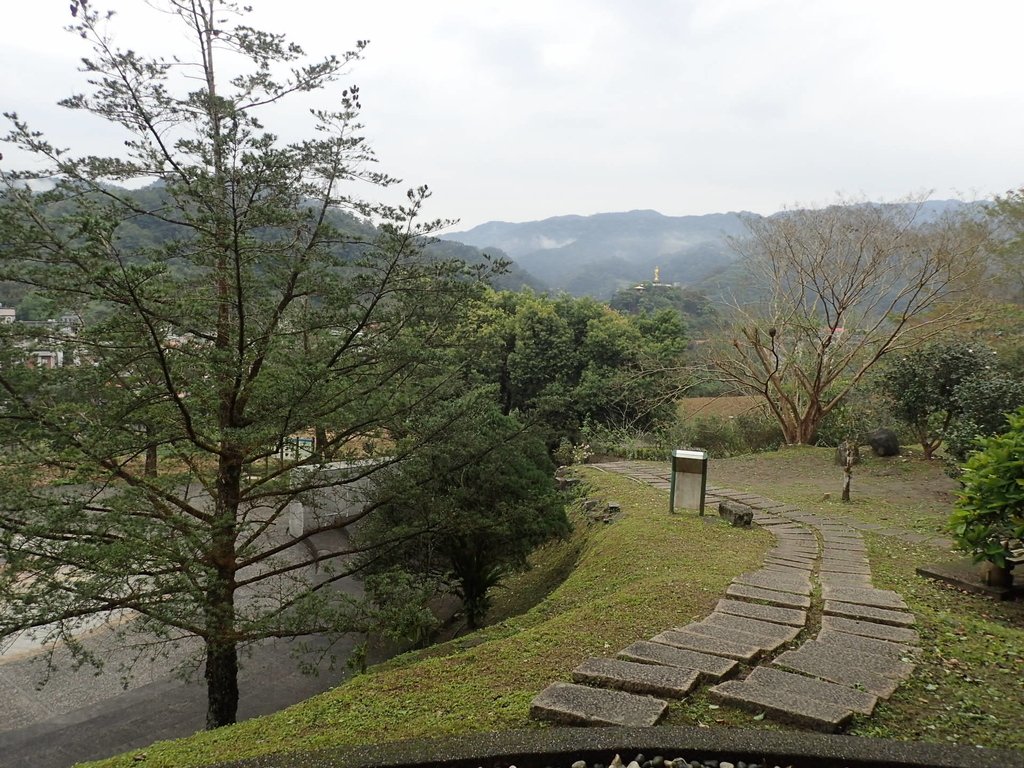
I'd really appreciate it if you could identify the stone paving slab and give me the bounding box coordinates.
[618,641,737,680]
[821,551,869,563]
[819,561,872,575]
[821,586,909,610]
[766,547,818,559]
[530,682,668,726]
[726,582,812,610]
[786,512,826,521]
[650,629,761,662]
[701,612,802,644]
[761,564,814,577]
[795,640,915,679]
[816,629,917,659]
[823,543,867,554]
[821,537,865,544]
[715,599,807,627]
[765,548,819,561]
[755,517,801,527]
[771,649,900,698]
[765,561,811,573]
[743,666,878,715]
[768,542,819,553]
[680,620,792,653]
[775,532,818,541]
[820,615,920,644]
[708,679,854,732]
[752,500,790,510]
[734,571,812,596]
[571,657,700,699]
[821,563,870,575]
[823,600,915,627]
[775,525,816,533]
[818,572,872,587]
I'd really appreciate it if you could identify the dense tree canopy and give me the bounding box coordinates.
[359,399,567,630]
[458,289,687,438]
[878,341,1024,459]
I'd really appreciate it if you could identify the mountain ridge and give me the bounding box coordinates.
[442,200,983,297]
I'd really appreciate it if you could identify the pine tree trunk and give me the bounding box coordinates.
[204,635,239,729]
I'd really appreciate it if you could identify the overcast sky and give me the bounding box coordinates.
[2,1,1022,230]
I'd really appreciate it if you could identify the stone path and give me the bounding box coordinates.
[529,461,922,733]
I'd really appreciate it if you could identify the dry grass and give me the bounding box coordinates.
[677,395,765,419]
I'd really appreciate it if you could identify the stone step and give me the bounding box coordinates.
[820,535,864,544]
[821,553,869,565]
[572,657,700,699]
[821,586,909,611]
[678,620,792,653]
[798,640,915,679]
[701,612,802,644]
[765,557,819,569]
[733,571,811,596]
[744,666,878,715]
[772,648,901,699]
[765,557,811,569]
[770,536,819,548]
[618,640,737,681]
[819,563,873,576]
[708,680,854,732]
[823,542,867,553]
[715,599,807,627]
[766,548,818,560]
[530,682,668,726]
[823,600,915,627]
[816,629,918,659]
[820,615,920,645]
[726,582,812,610]
[761,564,814,577]
[650,629,762,662]
[818,572,873,588]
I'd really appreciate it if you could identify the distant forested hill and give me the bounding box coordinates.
[444,209,749,297]
[443,201,985,299]
[0,184,540,316]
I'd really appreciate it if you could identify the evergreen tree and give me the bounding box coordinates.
[0,1,490,728]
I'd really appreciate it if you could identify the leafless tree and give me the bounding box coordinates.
[710,198,988,445]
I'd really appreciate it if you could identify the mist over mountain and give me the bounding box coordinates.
[443,200,985,298]
[444,209,748,297]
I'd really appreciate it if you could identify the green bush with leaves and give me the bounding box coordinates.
[950,407,1024,568]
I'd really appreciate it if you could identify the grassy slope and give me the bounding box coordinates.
[85,449,1024,764]
[85,469,771,767]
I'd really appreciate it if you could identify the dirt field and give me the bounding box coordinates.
[677,395,765,419]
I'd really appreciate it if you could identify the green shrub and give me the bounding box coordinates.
[943,376,1024,461]
[949,407,1024,568]
[676,416,745,458]
[733,411,785,453]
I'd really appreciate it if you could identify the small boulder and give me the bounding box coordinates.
[867,428,900,457]
[719,500,753,528]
